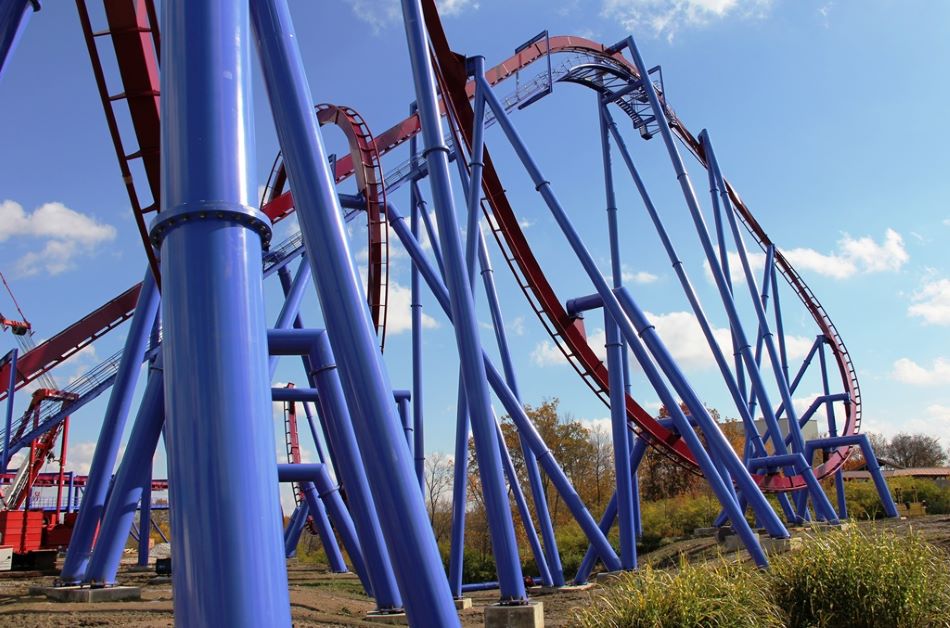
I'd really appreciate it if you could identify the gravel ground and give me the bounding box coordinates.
[0,515,946,626]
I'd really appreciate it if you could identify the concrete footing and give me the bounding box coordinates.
[595,571,627,584]
[454,597,473,609]
[531,582,595,595]
[721,532,802,554]
[693,526,719,537]
[364,610,408,625]
[484,601,544,628]
[31,585,142,603]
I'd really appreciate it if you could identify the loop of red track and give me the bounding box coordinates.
[262,33,858,491]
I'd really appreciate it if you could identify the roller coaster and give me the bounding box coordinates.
[0,0,899,626]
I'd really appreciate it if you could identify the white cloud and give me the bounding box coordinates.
[531,340,568,367]
[783,229,908,280]
[345,0,478,32]
[891,357,950,386]
[579,417,612,435]
[510,316,526,336]
[0,200,116,276]
[385,280,438,335]
[702,250,766,285]
[601,0,773,41]
[531,311,811,372]
[909,278,950,325]
[622,267,659,284]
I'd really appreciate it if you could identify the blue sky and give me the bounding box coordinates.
[0,0,948,505]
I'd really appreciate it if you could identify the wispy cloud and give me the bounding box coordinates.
[344,0,478,33]
[601,0,774,42]
[0,200,117,277]
[909,277,950,325]
[891,356,950,386]
[782,228,908,280]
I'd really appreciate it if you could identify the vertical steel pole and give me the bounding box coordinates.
[398,0,525,602]
[598,101,636,571]
[60,269,159,584]
[138,469,152,567]
[476,228,562,585]
[410,180,425,491]
[0,0,36,84]
[152,1,291,624]
[448,378,468,598]
[84,359,164,585]
[269,330,404,610]
[1,348,16,472]
[818,341,848,518]
[255,0,445,613]
[397,394,413,453]
[604,312,636,569]
[384,200,621,570]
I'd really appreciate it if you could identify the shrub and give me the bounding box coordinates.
[573,557,783,628]
[770,525,950,628]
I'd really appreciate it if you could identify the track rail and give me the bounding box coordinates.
[263,104,391,350]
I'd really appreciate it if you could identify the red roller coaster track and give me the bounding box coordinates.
[8,0,856,494]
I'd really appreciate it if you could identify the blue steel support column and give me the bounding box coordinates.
[818,342,848,518]
[269,331,402,610]
[297,483,348,573]
[604,312,636,570]
[152,2,291,624]
[0,0,36,84]
[601,107,767,462]
[452,90,560,584]
[85,360,165,585]
[702,131,809,458]
[396,393,413,453]
[138,471,152,567]
[251,0,450,619]
[1,348,16,472]
[575,436,649,583]
[382,201,621,570]
[477,227,562,585]
[399,0,525,603]
[60,269,159,584]
[475,71,781,544]
[448,382,468,598]
[616,38,792,462]
[410,176,425,491]
[598,101,636,571]
[284,502,310,559]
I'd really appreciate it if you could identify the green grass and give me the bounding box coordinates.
[770,525,950,628]
[575,525,950,628]
[574,557,783,628]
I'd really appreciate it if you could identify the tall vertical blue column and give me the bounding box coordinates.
[60,269,159,584]
[152,2,291,625]
[1,348,17,472]
[410,162,426,492]
[84,359,164,585]
[0,0,37,84]
[250,0,457,623]
[598,100,636,570]
[399,0,526,603]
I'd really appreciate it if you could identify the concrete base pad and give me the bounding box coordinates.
[364,611,408,625]
[595,571,628,584]
[127,565,153,573]
[32,585,141,603]
[454,597,473,609]
[761,536,802,554]
[148,576,172,585]
[484,601,544,628]
[693,526,719,537]
[722,533,802,554]
[531,582,595,595]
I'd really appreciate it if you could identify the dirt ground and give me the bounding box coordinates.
[1,515,948,627]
